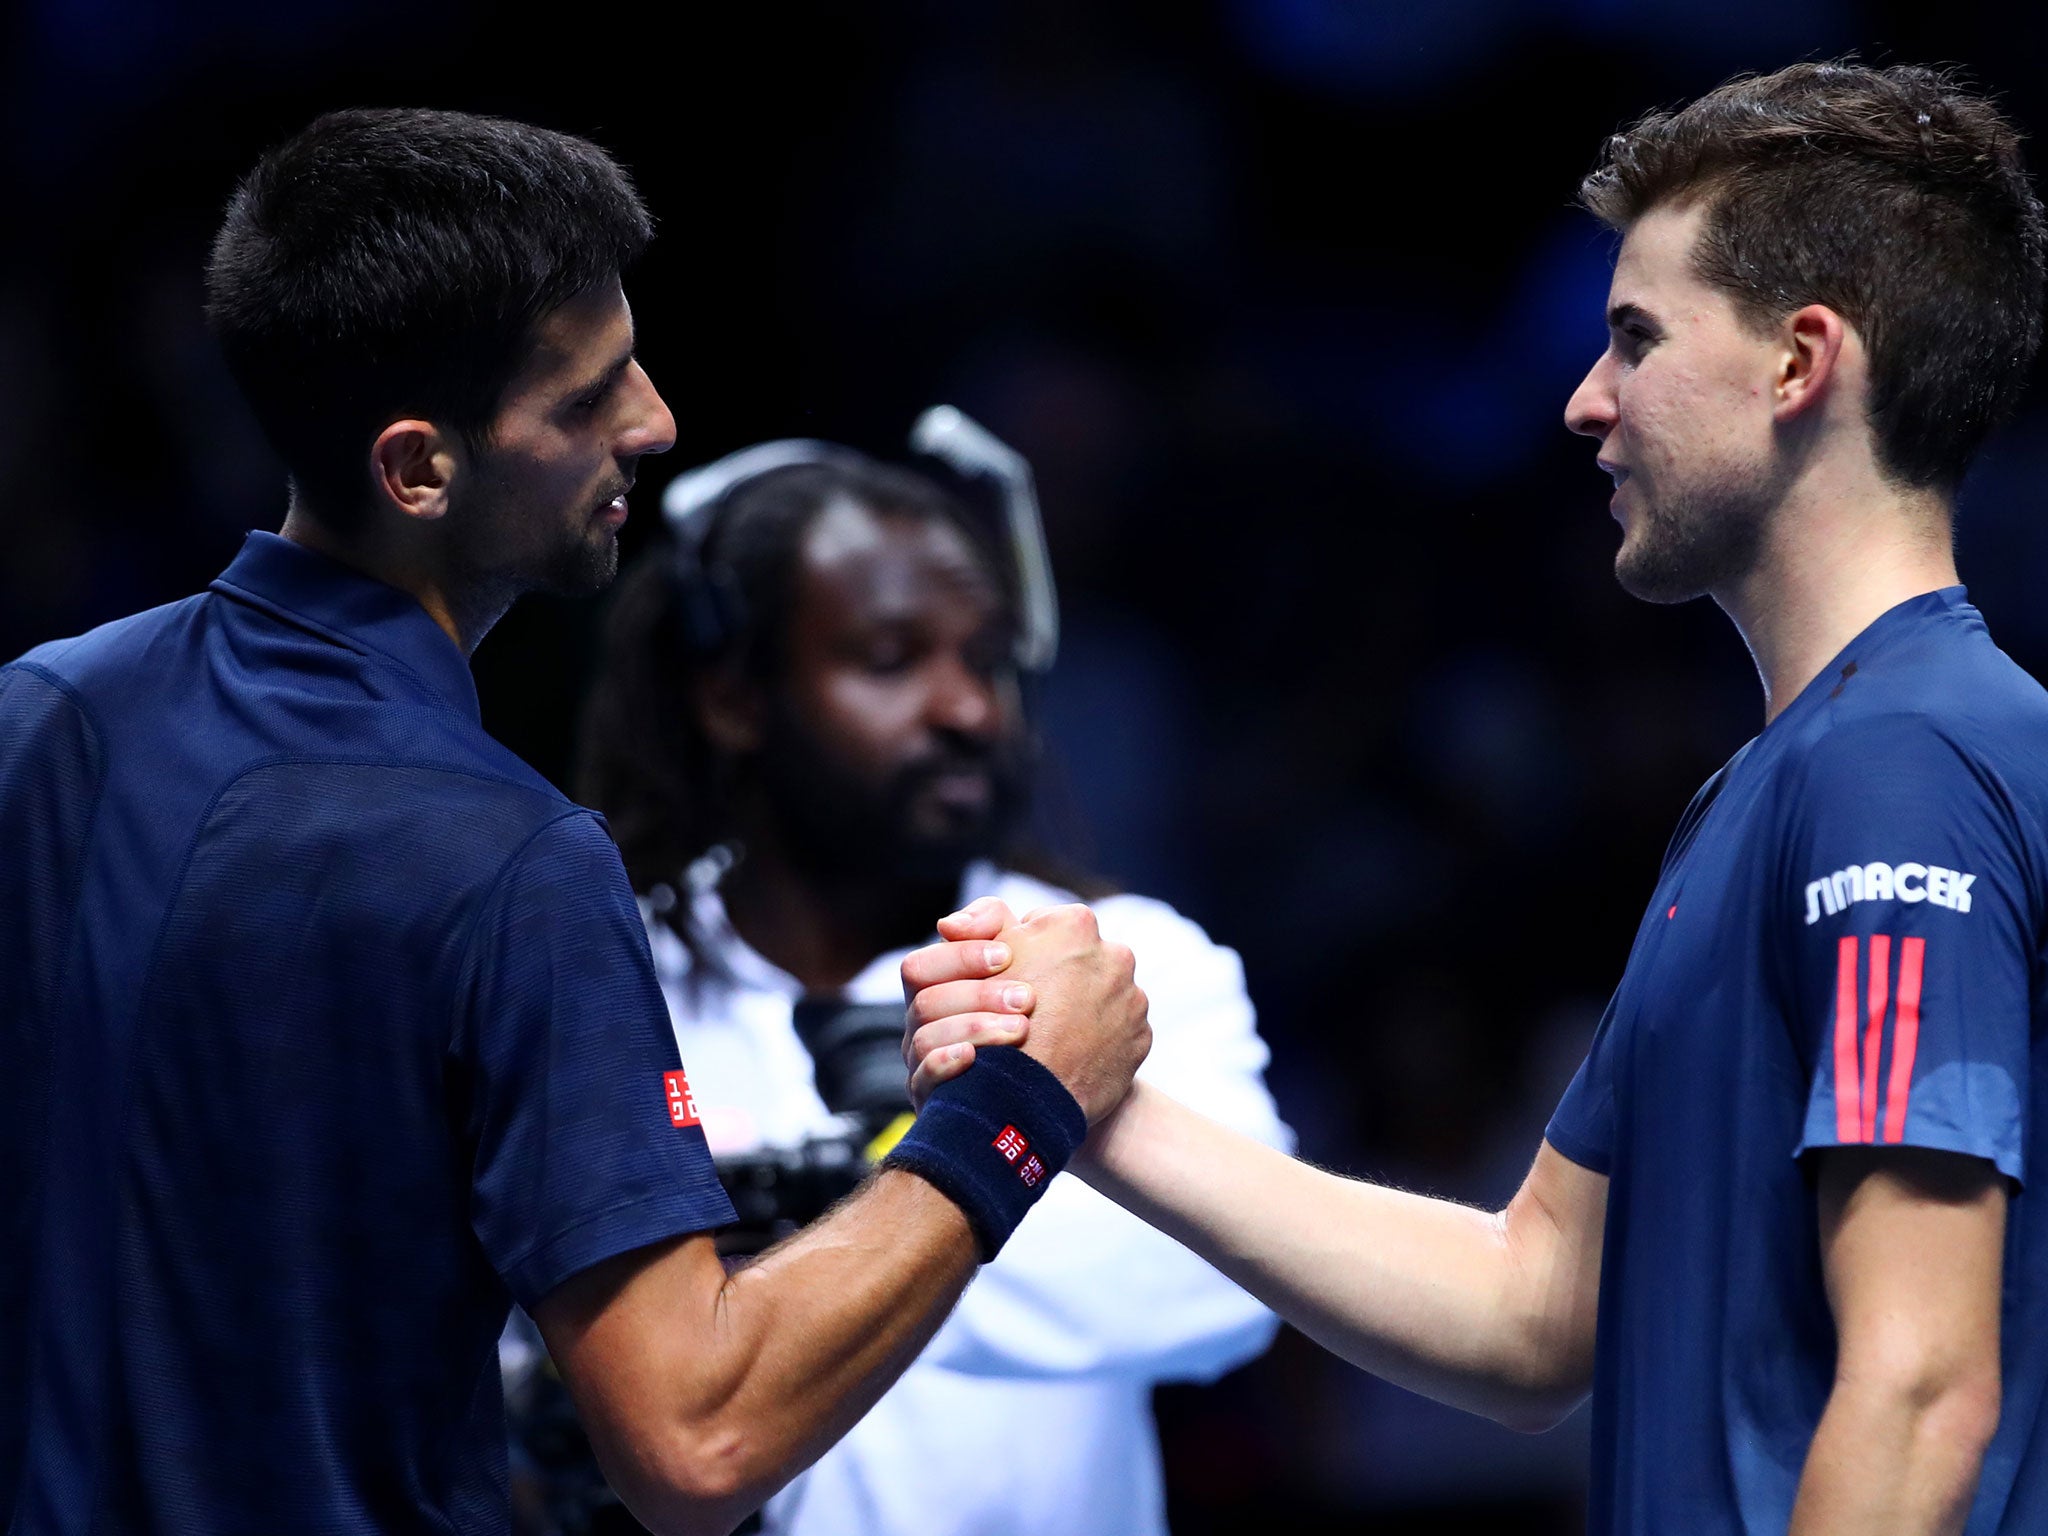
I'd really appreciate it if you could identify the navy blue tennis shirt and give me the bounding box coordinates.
[1546,588,2048,1533]
[0,532,736,1533]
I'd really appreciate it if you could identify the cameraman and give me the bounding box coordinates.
[574,435,1292,1536]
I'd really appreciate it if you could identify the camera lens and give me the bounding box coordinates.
[791,1000,913,1121]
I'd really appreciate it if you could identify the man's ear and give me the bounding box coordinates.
[370,419,461,523]
[1773,304,1850,424]
[694,663,766,756]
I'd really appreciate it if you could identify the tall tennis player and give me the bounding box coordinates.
[904,59,2048,1535]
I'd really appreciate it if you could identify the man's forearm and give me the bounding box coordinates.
[696,1170,978,1491]
[550,1169,978,1536]
[1788,1377,1998,1536]
[1790,1147,2009,1536]
[1076,1081,1601,1431]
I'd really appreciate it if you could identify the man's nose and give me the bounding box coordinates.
[1564,352,1616,440]
[621,361,678,459]
[928,654,999,737]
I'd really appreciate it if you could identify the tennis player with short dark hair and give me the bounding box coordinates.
[907,60,2048,1534]
[0,108,1149,1536]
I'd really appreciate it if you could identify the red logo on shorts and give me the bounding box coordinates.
[664,1069,701,1129]
[993,1124,1029,1163]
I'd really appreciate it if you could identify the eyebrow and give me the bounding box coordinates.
[1607,301,1657,331]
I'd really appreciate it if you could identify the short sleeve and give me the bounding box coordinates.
[462,813,736,1306]
[1785,717,2034,1182]
[1546,991,1621,1175]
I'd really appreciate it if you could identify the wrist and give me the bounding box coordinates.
[882,1046,1087,1261]
[1071,1078,1150,1186]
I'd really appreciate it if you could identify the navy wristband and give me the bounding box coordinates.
[882,1045,1088,1261]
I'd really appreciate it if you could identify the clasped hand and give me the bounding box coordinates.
[899,899,1152,1125]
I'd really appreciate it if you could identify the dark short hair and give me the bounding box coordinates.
[205,108,653,524]
[1582,60,2046,491]
[579,458,1007,895]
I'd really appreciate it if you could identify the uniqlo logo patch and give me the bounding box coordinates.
[1018,1155,1046,1189]
[992,1124,1029,1163]
[664,1069,700,1129]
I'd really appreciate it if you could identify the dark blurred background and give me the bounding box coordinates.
[8,2,2047,1530]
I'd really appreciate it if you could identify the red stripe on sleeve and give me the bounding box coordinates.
[1860,934,1891,1144]
[1834,936,1861,1143]
[1883,937,1926,1144]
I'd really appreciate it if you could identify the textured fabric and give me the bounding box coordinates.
[0,532,734,1536]
[1545,588,2048,1535]
[639,865,1292,1536]
[884,1046,1086,1259]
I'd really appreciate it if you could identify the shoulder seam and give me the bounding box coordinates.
[128,762,584,1093]
[445,806,607,1056]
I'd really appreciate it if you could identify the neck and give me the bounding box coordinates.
[279,504,514,657]
[716,816,962,994]
[1712,461,1957,724]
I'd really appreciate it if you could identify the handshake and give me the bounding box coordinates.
[898,897,1153,1138]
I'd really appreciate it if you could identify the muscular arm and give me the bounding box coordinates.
[1788,1148,2006,1536]
[532,1171,977,1536]
[529,903,1149,1536]
[1077,1081,1606,1430]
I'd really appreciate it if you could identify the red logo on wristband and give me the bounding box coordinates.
[993,1124,1029,1163]
[664,1069,701,1129]
[1018,1154,1047,1188]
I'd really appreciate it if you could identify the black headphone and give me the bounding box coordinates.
[660,437,864,657]
[658,407,1060,670]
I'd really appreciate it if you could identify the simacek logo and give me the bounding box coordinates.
[1804,861,1975,926]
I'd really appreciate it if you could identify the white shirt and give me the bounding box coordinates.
[646,862,1292,1536]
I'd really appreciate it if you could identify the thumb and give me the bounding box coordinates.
[936,897,1015,942]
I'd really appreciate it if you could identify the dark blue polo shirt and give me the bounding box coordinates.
[1547,589,2048,1534]
[0,532,735,1534]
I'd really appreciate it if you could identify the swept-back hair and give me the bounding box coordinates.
[206,107,653,524]
[1582,60,2045,491]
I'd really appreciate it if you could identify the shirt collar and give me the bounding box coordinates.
[208,530,482,723]
[1769,583,1974,734]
